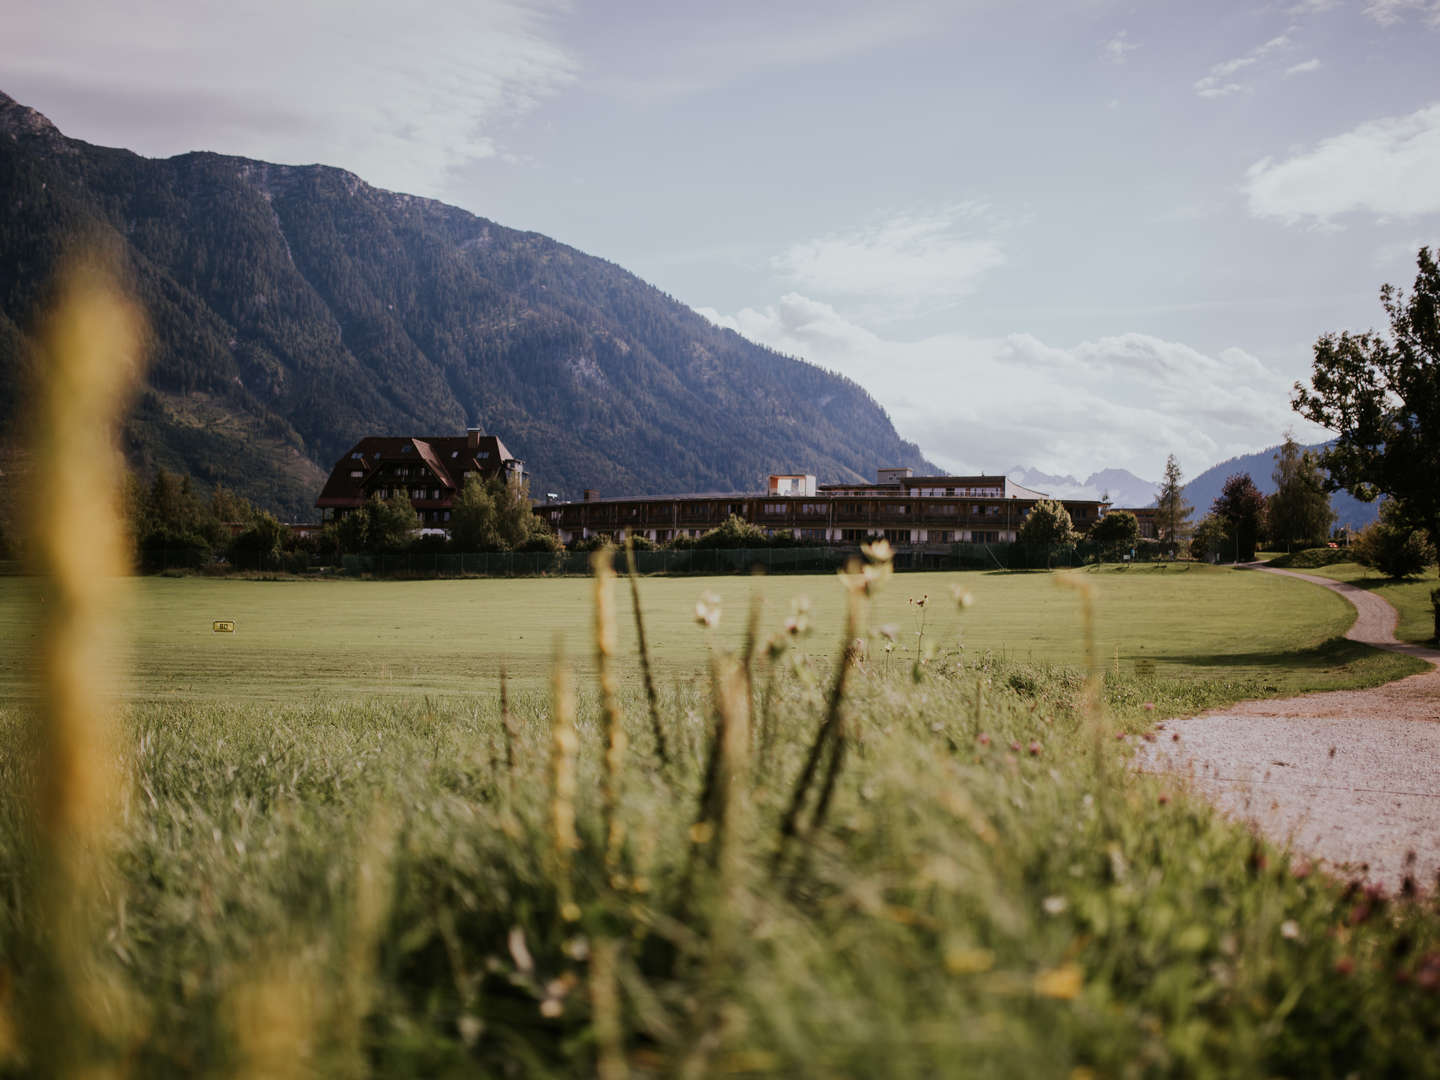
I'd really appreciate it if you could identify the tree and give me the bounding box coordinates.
[1017,499,1075,546]
[1091,510,1139,561]
[1189,514,1228,562]
[1267,435,1335,551]
[370,491,421,551]
[1211,473,1266,562]
[1293,247,1440,573]
[1352,498,1437,579]
[1154,455,1193,556]
[450,474,500,552]
[451,474,556,552]
[229,512,288,569]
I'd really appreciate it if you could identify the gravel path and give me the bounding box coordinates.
[1137,564,1440,891]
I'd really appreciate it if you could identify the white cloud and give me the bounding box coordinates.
[1284,0,1339,12]
[1363,0,1440,26]
[1284,58,1322,76]
[1246,103,1440,224]
[772,204,1005,315]
[2,0,576,200]
[1101,30,1139,64]
[1194,30,1294,98]
[697,294,1327,479]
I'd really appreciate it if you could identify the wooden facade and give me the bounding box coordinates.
[538,468,1108,549]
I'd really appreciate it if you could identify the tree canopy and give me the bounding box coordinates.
[1091,510,1139,560]
[1211,473,1266,562]
[1293,247,1440,569]
[1017,499,1075,546]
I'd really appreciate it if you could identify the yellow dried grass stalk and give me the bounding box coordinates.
[20,255,145,1075]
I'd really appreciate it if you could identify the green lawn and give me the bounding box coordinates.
[0,562,1424,704]
[1279,559,1439,646]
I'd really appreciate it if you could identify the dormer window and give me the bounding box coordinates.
[350,452,363,460]
[477,451,490,460]
[450,451,458,458]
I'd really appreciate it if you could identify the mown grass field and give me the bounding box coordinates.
[3,562,1437,1077]
[0,562,1424,705]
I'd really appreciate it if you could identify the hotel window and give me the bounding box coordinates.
[763,503,786,514]
[801,502,827,514]
[349,470,363,478]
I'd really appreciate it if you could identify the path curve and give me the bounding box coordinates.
[1138,563,1440,891]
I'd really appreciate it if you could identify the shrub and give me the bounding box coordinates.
[1352,500,1437,579]
[694,514,770,549]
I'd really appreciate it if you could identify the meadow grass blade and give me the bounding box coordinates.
[499,661,516,776]
[593,548,628,877]
[624,538,669,768]
[773,578,863,876]
[549,644,581,923]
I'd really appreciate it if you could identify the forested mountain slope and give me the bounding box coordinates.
[0,91,931,518]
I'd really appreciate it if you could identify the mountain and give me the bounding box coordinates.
[1182,441,1379,529]
[1007,466,1159,508]
[0,91,933,519]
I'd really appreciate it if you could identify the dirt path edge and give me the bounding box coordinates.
[1137,562,1440,891]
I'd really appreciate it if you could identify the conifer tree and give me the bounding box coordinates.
[1154,455,1193,556]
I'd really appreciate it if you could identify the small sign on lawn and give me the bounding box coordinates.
[212,620,236,634]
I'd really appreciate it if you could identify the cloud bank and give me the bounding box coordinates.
[1246,103,1440,224]
[698,293,1326,480]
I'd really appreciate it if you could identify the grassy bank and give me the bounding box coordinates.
[1,564,1437,1076]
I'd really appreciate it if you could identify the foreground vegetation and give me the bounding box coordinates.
[2,558,1439,1076]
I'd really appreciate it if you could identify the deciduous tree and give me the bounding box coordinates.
[1293,247,1440,572]
[1267,435,1335,551]
[1018,499,1075,546]
[1091,510,1139,561]
[1211,473,1266,562]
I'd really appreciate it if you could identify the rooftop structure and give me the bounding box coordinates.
[316,427,523,528]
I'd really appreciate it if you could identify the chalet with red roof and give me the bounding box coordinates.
[316,427,524,528]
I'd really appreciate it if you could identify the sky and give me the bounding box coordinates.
[4,0,1439,486]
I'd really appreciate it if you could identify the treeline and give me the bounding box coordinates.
[124,469,565,573]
